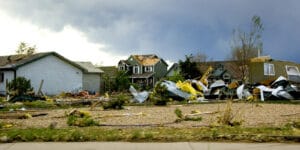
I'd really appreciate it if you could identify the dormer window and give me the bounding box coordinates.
[144,66,153,72]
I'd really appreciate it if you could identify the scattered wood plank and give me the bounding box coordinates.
[0,112,48,119]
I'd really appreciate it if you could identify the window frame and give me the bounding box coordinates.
[133,65,140,74]
[285,65,300,76]
[144,66,153,72]
[264,63,275,76]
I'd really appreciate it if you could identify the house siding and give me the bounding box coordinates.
[0,71,14,95]
[16,55,83,95]
[83,73,100,94]
[249,61,300,83]
[154,60,168,81]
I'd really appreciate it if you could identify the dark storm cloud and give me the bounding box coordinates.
[0,0,299,63]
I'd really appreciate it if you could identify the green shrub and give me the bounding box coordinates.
[115,71,130,91]
[150,82,169,106]
[175,108,183,119]
[103,94,128,110]
[67,115,98,127]
[67,110,98,127]
[23,100,56,109]
[7,77,33,96]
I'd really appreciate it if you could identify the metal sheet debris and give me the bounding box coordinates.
[129,85,149,103]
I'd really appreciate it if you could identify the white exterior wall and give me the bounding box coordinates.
[83,74,100,94]
[17,55,83,95]
[0,71,14,95]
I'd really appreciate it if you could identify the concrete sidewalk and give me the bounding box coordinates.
[0,142,299,150]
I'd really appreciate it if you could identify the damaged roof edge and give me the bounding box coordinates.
[130,54,168,67]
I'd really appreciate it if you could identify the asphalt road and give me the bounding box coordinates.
[0,142,299,150]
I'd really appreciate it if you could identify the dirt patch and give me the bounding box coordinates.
[1,103,299,128]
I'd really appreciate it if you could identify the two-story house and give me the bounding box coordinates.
[118,54,168,88]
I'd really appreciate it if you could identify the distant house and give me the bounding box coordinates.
[198,56,300,84]
[0,52,103,95]
[166,63,180,77]
[248,57,300,83]
[118,54,168,88]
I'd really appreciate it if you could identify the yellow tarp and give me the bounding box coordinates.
[176,81,203,99]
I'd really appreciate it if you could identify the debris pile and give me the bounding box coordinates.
[253,76,300,101]
[129,74,300,102]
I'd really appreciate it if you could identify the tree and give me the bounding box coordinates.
[179,54,202,79]
[16,42,36,55]
[230,15,264,82]
[115,70,130,91]
[191,52,207,62]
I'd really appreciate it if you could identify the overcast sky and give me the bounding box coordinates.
[0,0,299,66]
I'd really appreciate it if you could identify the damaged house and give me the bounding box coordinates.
[118,54,168,88]
[0,52,103,96]
[198,56,300,85]
[248,57,300,84]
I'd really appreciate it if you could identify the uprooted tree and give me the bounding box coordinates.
[230,15,264,83]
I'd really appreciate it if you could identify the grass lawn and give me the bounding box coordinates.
[1,126,299,142]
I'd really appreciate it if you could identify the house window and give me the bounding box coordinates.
[264,63,275,75]
[119,65,126,71]
[133,65,139,74]
[0,72,3,83]
[144,66,153,72]
[286,65,300,82]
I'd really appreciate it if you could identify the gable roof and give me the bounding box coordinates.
[166,63,180,75]
[198,61,242,80]
[131,54,168,66]
[118,60,130,65]
[75,62,103,73]
[0,52,88,72]
[99,66,118,77]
